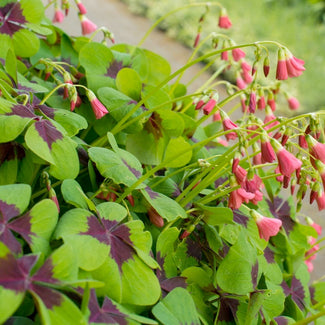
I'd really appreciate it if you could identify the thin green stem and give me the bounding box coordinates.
[292,309,325,325]
[137,2,222,48]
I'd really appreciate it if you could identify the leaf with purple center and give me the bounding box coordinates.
[0,98,36,143]
[24,119,79,180]
[216,230,257,295]
[0,243,84,324]
[0,0,45,57]
[0,183,59,255]
[54,202,161,305]
[79,42,115,92]
[88,135,143,188]
[152,287,201,325]
[88,289,158,325]
[140,186,187,222]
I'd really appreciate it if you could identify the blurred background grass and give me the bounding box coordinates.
[121,0,325,113]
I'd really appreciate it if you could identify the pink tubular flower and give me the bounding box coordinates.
[267,93,276,112]
[53,8,64,23]
[236,76,246,90]
[316,189,325,211]
[86,90,109,119]
[80,14,97,35]
[299,135,308,149]
[249,91,256,113]
[213,111,221,121]
[311,222,322,236]
[241,95,248,113]
[263,56,270,77]
[287,96,300,110]
[76,0,87,14]
[285,51,305,78]
[228,176,254,210]
[258,96,266,110]
[232,48,246,61]
[306,134,325,167]
[218,8,232,29]
[276,48,288,80]
[251,210,282,241]
[203,98,217,115]
[261,136,276,163]
[271,138,302,177]
[242,70,253,84]
[220,110,238,141]
[221,50,228,61]
[263,106,279,131]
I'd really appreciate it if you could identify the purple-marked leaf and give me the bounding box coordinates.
[152,287,200,325]
[0,3,26,37]
[88,289,157,325]
[217,297,240,322]
[281,276,306,310]
[251,261,259,288]
[274,316,295,325]
[88,147,143,188]
[267,197,295,233]
[105,59,126,79]
[216,231,256,295]
[258,248,283,284]
[233,210,249,227]
[6,104,36,119]
[140,187,187,222]
[116,68,142,101]
[25,121,79,179]
[30,286,87,325]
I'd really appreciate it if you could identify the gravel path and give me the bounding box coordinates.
[48,0,324,281]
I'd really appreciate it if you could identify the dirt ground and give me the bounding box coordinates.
[47,0,324,282]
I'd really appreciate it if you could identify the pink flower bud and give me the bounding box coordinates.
[287,96,300,110]
[232,48,246,61]
[53,9,64,23]
[218,8,232,29]
[276,48,288,80]
[80,14,97,35]
[76,0,87,14]
[251,210,282,241]
[86,90,109,119]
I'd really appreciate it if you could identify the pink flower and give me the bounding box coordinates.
[86,90,109,119]
[306,135,325,167]
[220,111,238,141]
[232,48,246,61]
[241,60,252,73]
[236,76,246,90]
[287,96,300,110]
[276,48,288,80]
[261,137,276,163]
[263,57,270,77]
[241,95,248,112]
[249,91,256,113]
[229,188,255,209]
[242,70,253,84]
[53,9,64,23]
[298,135,308,149]
[311,222,322,236]
[263,106,279,131]
[76,0,87,14]
[258,96,266,110]
[251,210,282,241]
[221,50,228,61]
[213,111,221,121]
[80,14,97,35]
[218,8,232,29]
[316,190,325,211]
[285,51,305,78]
[305,260,314,273]
[267,93,276,111]
[203,98,217,115]
[271,139,302,177]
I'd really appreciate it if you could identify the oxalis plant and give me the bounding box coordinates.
[0,0,325,324]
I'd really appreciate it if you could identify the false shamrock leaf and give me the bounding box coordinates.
[79,42,115,91]
[216,230,257,295]
[89,132,143,187]
[0,184,58,255]
[54,202,161,305]
[88,289,158,325]
[152,287,201,325]
[0,0,45,58]
[141,186,187,222]
[0,243,84,324]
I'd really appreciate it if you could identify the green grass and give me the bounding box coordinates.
[122,0,325,112]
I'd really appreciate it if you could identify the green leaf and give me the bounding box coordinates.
[61,179,89,210]
[88,146,143,187]
[21,0,44,23]
[158,109,185,138]
[140,187,187,222]
[5,48,17,84]
[0,287,25,323]
[216,230,256,295]
[28,199,58,255]
[116,68,142,101]
[142,85,172,110]
[152,287,201,325]
[142,49,171,85]
[24,123,79,180]
[163,136,192,168]
[0,155,18,185]
[0,183,31,213]
[12,29,40,57]
[196,204,233,225]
